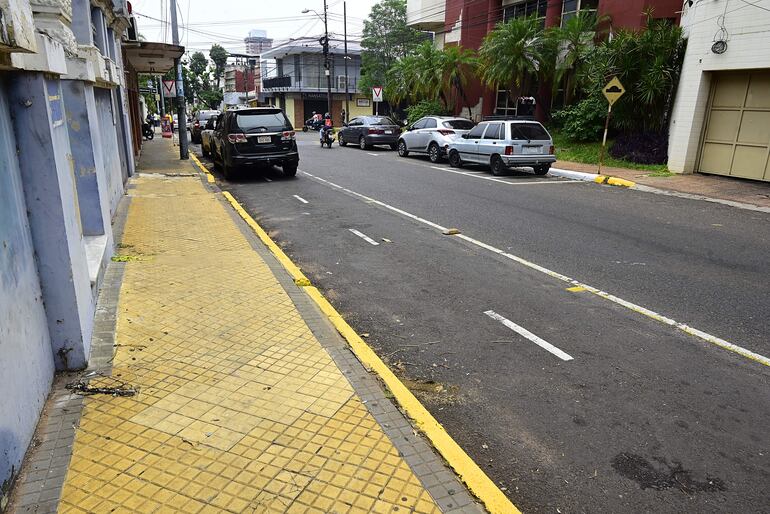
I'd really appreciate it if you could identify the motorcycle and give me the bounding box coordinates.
[142,122,154,140]
[320,127,334,148]
[302,118,324,132]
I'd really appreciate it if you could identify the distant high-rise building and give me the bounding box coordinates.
[244,29,273,56]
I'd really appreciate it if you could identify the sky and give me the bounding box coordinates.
[131,0,379,55]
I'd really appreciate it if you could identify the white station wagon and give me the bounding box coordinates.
[447,120,555,176]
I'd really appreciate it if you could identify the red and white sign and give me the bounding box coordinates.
[162,80,176,98]
[372,86,383,103]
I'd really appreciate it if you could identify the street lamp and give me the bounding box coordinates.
[302,3,332,118]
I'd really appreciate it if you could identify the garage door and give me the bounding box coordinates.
[699,70,770,182]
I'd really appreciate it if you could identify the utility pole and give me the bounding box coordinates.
[170,0,189,159]
[158,76,165,118]
[323,0,332,118]
[343,1,349,124]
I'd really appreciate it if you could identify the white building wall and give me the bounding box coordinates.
[668,0,770,173]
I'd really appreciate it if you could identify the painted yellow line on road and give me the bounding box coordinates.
[221,191,521,514]
[190,152,215,183]
[567,286,587,292]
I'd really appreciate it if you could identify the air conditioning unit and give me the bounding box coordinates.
[337,75,349,90]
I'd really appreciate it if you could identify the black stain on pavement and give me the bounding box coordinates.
[611,452,726,493]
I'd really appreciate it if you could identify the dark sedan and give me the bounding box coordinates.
[338,116,401,150]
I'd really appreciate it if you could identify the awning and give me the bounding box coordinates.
[123,42,184,74]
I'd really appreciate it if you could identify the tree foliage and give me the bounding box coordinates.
[360,0,426,92]
[209,44,228,88]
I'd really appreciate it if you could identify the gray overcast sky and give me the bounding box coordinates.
[132,0,378,54]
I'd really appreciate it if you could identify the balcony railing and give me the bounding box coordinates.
[262,74,359,92]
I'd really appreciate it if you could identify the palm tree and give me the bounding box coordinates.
[385,53,420,105]
[548,11,604,105]
[478,15,546,103]
[437,45,477,118]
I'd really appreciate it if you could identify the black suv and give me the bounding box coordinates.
[212,108,299,179]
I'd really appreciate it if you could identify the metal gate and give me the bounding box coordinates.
[698,70,770,182]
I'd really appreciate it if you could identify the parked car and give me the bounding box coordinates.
[397,116,475,163]
[211,107,298,179]
[447,120,555,176]
[190,110,220,143]
[338,116,400,150]
[200,116,219,157]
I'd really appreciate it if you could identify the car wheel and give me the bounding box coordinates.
[389,142,398,151]
[534,164,550,176]
[448,150,462,168]
[397,140,409,157]
[302,126,308,132]
[339,138,347,146]
[282,162,298,177]
[428,143,441,163]
[490,155,506,176]
[223,164,236,180]
[359,136,370,150]
[202,145,209,157]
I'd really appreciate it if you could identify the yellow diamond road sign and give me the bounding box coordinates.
[603,76,625,106]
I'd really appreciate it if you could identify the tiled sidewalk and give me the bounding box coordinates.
[9,139,481,513]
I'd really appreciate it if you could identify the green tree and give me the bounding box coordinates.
[478,15,547,102]
[199,89,223,110]
[360,0,426,93]
[547,11,604,105]
[186,51,210,106]
[580,15,685,133]
[209,44,228,89]
[436,45,477,117]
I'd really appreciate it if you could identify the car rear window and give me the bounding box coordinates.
[367,116,397,125]
[233,111,290,133]
[199,111,218,121]
[509,122,550,140]
[443,119,475,130]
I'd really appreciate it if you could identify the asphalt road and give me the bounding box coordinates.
[194,133,770,513]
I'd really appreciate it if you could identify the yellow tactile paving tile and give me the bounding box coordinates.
[58,174,441,514]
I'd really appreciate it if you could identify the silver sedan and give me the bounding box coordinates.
[397,116,475,163]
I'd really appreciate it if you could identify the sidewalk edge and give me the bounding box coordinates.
[550,167,635,187]
[189,166,520,512]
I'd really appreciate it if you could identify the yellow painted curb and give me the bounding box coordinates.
[594,175,635,188]
[221,192,521,514]
[190,152,215,183]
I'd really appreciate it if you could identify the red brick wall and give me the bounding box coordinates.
[600,0,682,29]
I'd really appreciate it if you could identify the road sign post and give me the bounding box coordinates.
[372,86,383,116]
[598,76,625,175]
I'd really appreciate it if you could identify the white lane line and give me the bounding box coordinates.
[349,228,380,246]
[298,169,770,368]
[367,152,380,157]
[293,194,309,204]
[428,166,582,186]
[484,310,573,361]
[263,177,273,182]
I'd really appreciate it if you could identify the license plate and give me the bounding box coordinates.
[257,135,271,143]
[523,146,542,154]
[384,130,393,134]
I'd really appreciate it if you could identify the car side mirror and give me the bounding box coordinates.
[342,123,348,127]
[462,134,469,139]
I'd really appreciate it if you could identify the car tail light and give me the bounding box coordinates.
[549,145,555,155]
[368,128,384,135]
[281,130,296,140]
[504,146,514,155]
[194,120,200,127]
[227,133,247,143]
[437,129,455,136]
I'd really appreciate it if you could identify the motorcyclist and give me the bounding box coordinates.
[320,113,333,143]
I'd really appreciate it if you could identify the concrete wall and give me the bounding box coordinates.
[94,87,124,218]
[667,0,770,173]
[0,80,55,496]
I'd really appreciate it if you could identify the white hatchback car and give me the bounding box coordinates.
[397,116,476,163]
[447,120,555,176]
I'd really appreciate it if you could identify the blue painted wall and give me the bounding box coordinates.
[0,81,55,494]
[9,73,94,370]
[94,87,125,218]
